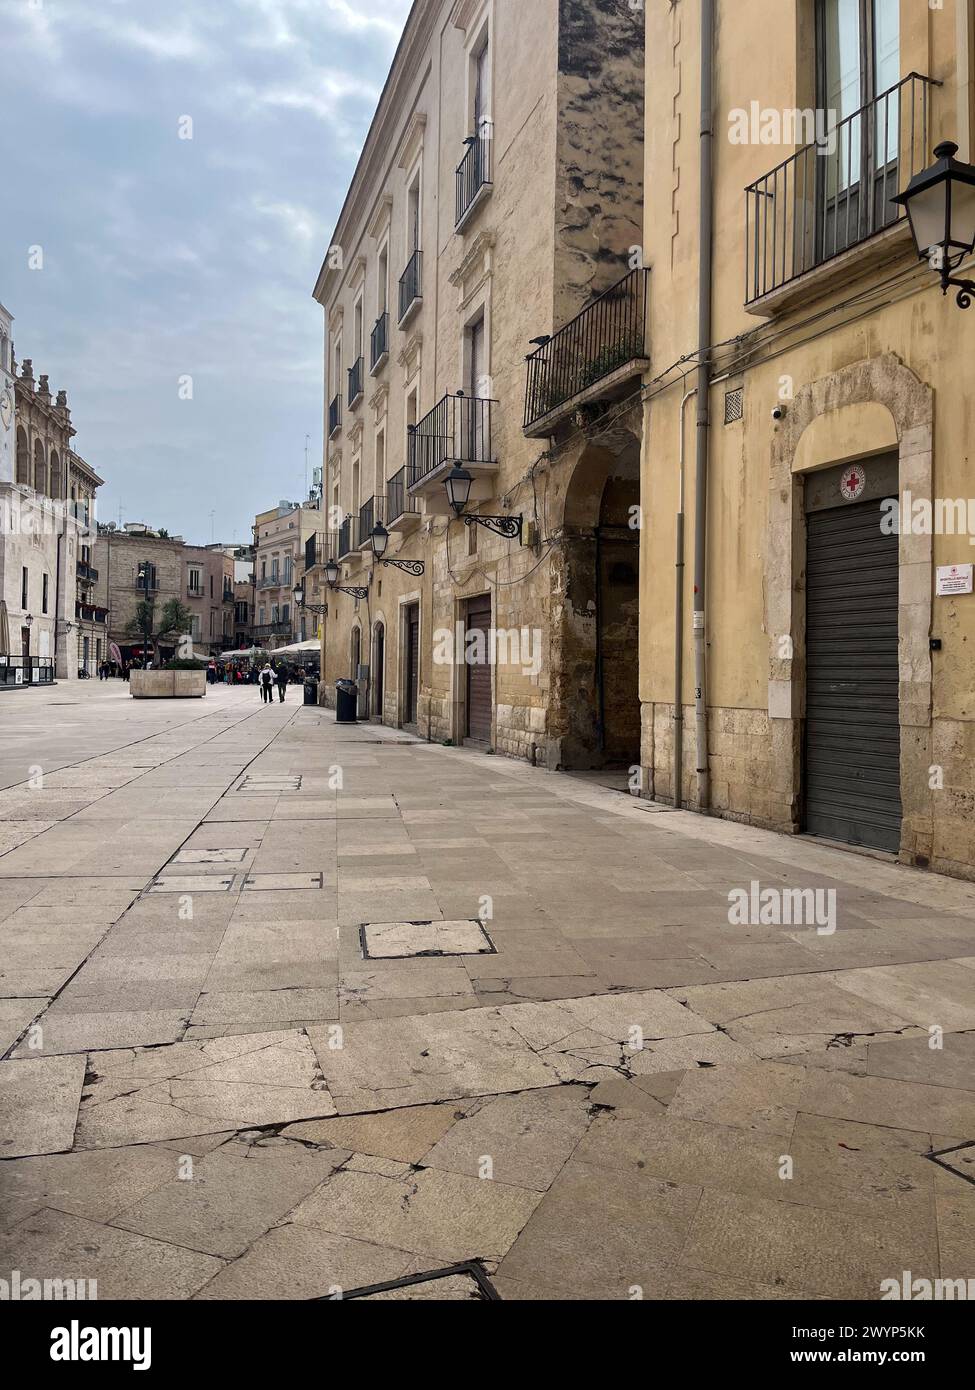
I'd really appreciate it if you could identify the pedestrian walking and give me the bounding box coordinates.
[259,663,274,704]
[275,663,289,703]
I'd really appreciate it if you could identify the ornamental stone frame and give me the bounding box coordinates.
[766,352,934,864]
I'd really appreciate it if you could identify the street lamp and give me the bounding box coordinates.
[323,563,368,602]
[444,464,523,541]
[292,581,328,618]
[369,521,425,575]
[894,141,975,308]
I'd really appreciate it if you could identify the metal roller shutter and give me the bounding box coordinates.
[804,494,901,852]
[465,595,492,743]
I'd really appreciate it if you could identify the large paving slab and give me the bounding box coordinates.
[0,1055,86,1157]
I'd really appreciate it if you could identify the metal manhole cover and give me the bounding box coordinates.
[359,919,496,959]
[929,1141,975,1187]
[317,1261,500,1301]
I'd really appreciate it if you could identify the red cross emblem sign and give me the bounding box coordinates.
[840,464,866,501]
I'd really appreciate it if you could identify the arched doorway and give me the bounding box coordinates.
[372,622,385,719]
[550,430,641,770]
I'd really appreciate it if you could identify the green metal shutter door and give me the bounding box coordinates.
[804,496,901,852]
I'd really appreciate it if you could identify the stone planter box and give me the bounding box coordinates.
[130,669,207,699]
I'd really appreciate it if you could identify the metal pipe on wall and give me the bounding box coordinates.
[676,386,697,810]
[693,0,715,813]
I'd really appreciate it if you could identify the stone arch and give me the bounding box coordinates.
[766,351,934,861]
[16,427,29,485]
[33,437,46,494]
[549,426,642,769]
[49,448,62,500]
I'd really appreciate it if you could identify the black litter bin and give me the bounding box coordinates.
[303,678,318,707]
[335,678,358,723]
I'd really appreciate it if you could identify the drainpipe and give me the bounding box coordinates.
[693,0,715,813]
[675,387,697,810]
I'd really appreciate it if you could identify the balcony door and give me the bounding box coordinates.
[816,0,900,260]
[463,314,487,462]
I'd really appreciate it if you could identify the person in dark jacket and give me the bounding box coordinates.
[275,663,289,702]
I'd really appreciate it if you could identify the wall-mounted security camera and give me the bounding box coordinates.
[771,404,786,421]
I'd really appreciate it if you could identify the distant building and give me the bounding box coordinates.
[253,500,321,649]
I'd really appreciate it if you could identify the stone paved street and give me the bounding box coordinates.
[0,682,973,1300]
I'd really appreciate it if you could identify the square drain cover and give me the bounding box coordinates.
[929,1141,975,1187]
[323,1261,500,1301]
[360,919,495,959]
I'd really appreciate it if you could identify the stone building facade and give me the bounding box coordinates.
[0,328,96,686]
[639,0,975,880]
[93,528,234,664]
[254,501,322,649]
[309,0,646,764]
[69,451,107,674]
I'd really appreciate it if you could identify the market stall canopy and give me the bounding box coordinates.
[271,640,321,656]
[217,646,263,662]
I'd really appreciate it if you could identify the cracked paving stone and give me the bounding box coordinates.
[865,1032,975,1090]
[798,1069,975,1137]
[666,1060,806,1136]
[195,1223,414,1300]
[422,1086,594,1192]
[339,962,475,1004]
[11,1009,190,1058]
[290,1163,542,1264]
[112,1138,352,1258]
[0,1055,86,1157]
[308,1007,560,1113]
[0,1208,222,1300]
[360,919,494,958]
[0,1145,179,1232]
[75,1030,336,1148]
[280,1101,467,1164]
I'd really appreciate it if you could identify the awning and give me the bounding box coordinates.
[271,640,321,657]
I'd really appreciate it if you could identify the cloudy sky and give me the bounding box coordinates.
[1,0,412,545]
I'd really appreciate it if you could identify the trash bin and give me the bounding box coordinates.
[335,678,358,724]
[303,678,318,707]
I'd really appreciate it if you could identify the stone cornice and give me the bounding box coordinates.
[450,0,486,34]
[367,194,394,242]
[396,111,427,173]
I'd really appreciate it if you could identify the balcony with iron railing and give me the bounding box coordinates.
[523,268,650,436]
[408,391,498,514]
[358,496,379,552]
[456,129,493,232]
[337,514,360,559]
[187,583,205,599]
[348,356,364,409]
[370,312,389,374]
[328,393,342,439]
[744,73,938,312]
[76,561,99,583]
[252,621,293,642]
[386,465,421,531]
[256,575,281,590]
[398,249,422,327]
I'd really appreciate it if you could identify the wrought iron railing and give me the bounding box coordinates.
[76,561,98,582]
[252,622,292,640]
[359,496,376,547]
[524,269,649,430]
[338,514,360,558]
[398,249,422,323]
[348,356,364,407]
[187,584,205,598]
[456,131,493,228]
[370,312,389,371]
[386,466,420,523]
[409,392,496,486]
[744,73,938,304]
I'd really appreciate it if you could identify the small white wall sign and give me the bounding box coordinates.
[936,564,974,597]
